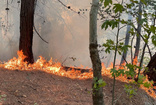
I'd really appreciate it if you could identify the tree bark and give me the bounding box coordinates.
[133,1,142,64]
[89,0,104,105]
[19,0,37,63]
[120,14,132,65]
[143,53,156,82]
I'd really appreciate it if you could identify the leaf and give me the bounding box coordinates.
[118,69,125,76]
[93,77,98,81]
[149,25,156,34]
[101,20,111,30]
[110,68,117,77]
[113,4,124,13]
[111,20,118,29]
[93,83,97,89]
[104,0,112,7]
[98,79,107,87]
[143,82,151,88]
[103,39,115,53]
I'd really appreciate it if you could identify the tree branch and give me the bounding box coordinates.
[33,25,49,44]
[57,0,78,14]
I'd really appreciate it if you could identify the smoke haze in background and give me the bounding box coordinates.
[0,0,94,67]
[0,0,129,68]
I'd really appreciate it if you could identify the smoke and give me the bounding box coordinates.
[0,0,20,61]
[33,0,92,67]
[1,0,126,68]
[0,0,94,67]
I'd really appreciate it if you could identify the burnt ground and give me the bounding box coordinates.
[0,68,155,105]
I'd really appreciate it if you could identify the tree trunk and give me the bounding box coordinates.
[120,14,132,65]
[143,11,156,82]
[143,53,156,82]
[19,0,37,63]
[133,1,142,64]
[89,0,104,105]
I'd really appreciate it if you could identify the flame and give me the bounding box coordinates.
[1,50,93,79]
[133,56,138,65]
[0,50,155,98]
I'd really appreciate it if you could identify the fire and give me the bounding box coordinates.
[133,56,138,65]
[0,50,155,98]
[1,50,93,79]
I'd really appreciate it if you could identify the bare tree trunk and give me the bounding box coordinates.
[133,1,142,64]
[19,0,37,63]
[89,0,104,105]
[120,14,132,65]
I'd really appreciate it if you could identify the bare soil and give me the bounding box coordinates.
[0,68,155,105]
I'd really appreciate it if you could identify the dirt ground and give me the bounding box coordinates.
[0,68,155,105]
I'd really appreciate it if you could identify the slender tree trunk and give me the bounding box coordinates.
[89,0,104,105]
[120,14,132,65]
[19,0,37,63]
[133,1,142,64]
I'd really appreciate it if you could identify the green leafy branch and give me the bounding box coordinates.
[103,39,131,55]
[93,77,107,91]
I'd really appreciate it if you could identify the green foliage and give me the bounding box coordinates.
[103,39,131,55]
[113,4,124,13]
[149,25,156,34]
[110,68,125,77]
[117,42,131,55]
[133,74,153,88]
[143,82,152,88]
[93,77,106,90]
[137,74,145,85]
[101,20,118,30]
[99,0,155,102]
[110,63,153,90]
[125,63,136,78]
[100,0,112,7]
[124,84,137,98]
[103,39,115,53]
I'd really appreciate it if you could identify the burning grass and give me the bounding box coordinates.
[0,50,155,98]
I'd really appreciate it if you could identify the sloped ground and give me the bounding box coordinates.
[0,68,155,105]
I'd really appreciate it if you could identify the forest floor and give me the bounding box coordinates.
[0,68,155,105]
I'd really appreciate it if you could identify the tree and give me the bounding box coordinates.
[89,0,104,105]
[19,0,37,63]
[120,14,132,65]
[100,0,156,103]
[133,1,142,65]
[143,0,156,83]
[144,53,156,82]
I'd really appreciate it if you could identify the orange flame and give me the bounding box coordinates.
[1,51,93,79]
[133,56,138,65]
[0,50,155,98]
